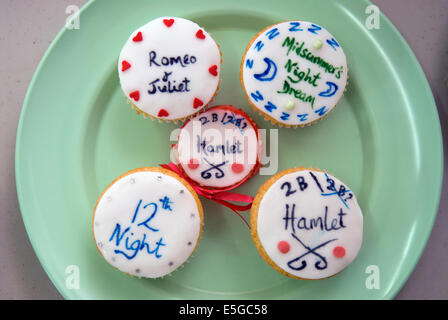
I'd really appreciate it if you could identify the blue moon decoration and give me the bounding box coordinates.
[254,57,278,82]
[318,81,339,97]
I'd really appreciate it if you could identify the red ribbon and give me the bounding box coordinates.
[160,162,253,228]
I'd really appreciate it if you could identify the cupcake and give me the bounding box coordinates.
[93,167,204,278]
[250,167,363,279]
[174,105,262,190]
[240,21,348,127]
[118,17,221,122]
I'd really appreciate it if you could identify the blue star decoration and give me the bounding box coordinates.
[159,196,173,211]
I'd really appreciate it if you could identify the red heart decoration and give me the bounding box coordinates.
[208,65,218,76]
[193,98,204,109]
[158,109,170,117]
[129,90,140,101]
[195,29,206,39]
[163,19,175,27]
[132,32,143,42]
[121,60,131,71]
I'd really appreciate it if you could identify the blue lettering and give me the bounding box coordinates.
[254,41,264,52]
[265,28,280,40]
[326,38,340,51]
[251,90,264,102]
[289,22,303,32]
[245,59,254,69]
[108,199,170,261]
[314,106,328,116]
[307,24,322,34]
[137,202,159,232]
[280,112,290,121]
[109,224,130,246]
[297,113,309,122]
[264,101,277,113]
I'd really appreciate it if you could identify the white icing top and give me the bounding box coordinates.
[93,169,202,278]
[176,106,261,189]
[254,169,363,279]
[241,21,347,126]
[118,17,221,120]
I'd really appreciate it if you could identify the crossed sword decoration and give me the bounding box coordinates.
[287,233,338,271]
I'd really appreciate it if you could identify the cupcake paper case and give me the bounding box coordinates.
[240,20,348,127]
[250,167,363,280]
[93,167,204,279]
[118,17,222,122]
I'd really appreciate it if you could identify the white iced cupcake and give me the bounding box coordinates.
[118,17,222,122]
[93,167,204,278]
[241,21,348,127]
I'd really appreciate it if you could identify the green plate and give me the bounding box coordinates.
[16,0,443,299]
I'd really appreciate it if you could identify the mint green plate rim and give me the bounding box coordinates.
[15,0,443,299]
